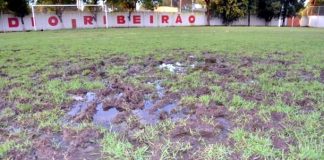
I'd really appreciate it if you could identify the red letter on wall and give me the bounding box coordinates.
[189,15,195,24]
[72,19,77,29]
[162,15,169,23]
[150,15,154,24]
[133,15,141,24]
[103,16,107,24]
[48,16,59,26]
[117,16,125,24]
[84,16,93,25]
[8,18,19,28]
[175,15,182,24]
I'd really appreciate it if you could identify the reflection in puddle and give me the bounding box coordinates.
[159,62,186,73]
[68,92,96,117]
[217,117,231,139]
[155,82,164,98]
[159,103,176,113]
[67,81,187,127]
[93,103,120,125]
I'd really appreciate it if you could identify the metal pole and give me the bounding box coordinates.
[1,11,5,33]
[105,5,108,28]
[32,5,37,31]
[180,0,182,12]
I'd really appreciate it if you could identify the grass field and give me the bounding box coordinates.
[0,27,324,159]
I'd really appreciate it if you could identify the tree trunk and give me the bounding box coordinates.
[281,0,289,27]
[205,0,211,26]
[248,0,251,26]
[20,16,25,31]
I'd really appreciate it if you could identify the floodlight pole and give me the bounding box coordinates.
[32,5,37,31]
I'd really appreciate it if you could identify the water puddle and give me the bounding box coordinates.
[159,62,186,73]
[93,103,120,125]
[67,80,187,128]
[217,117,231,139]
[68,92,96,117]
[155,82,164,98]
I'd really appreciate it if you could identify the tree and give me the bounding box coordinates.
[247,0,257,26]
[308,0,324,6]
[205,0,211,25]
[5,0,30,25]
[281,0,306,26]
[141,0,161,11]
[38,0,76,23]
[256,0,281,25]
[0,0,7,12]
[86,0,100,22]
[211,0,249,25]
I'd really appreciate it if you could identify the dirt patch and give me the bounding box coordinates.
[271,111,286,122]
[0,71,8,77]
[296,97,316,112]
[198,54,234,75]
[299,70,315,81]
[281,92,294,106]
[273,70,287,79]
[33,134,65,160]
[240,90,265,103]
[195,104,228,118]
[320,70,324,83]
[239,57,253,68]
[271,135,293,153]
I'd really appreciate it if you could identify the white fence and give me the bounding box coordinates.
[0,11,284,32]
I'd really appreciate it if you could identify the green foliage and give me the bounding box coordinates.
[0,141,14,158]
[201,144,232,160]
[141,0,161,11]
[101,132,132,159]
[0,0,7,11]
[33,108,64,132]
[256,0,281,23]
[5,0,29,21]
[231,129,275,158]
[38,0,76,22]
[46,79,104,104]
[16,103,33,113]
[101,131,149,159]
[281,0,306,18]
[230,94,256,110]
[160,140,192,159]
[211,0,249,25]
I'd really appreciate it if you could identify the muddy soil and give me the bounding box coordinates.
[1,51,323,159]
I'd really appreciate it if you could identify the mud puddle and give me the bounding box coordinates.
[67,81,187,129]
[158,62,195,74]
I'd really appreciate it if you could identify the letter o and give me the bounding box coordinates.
[48,16,59,26]
[189,15,195,23]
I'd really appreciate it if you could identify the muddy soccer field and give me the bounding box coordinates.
[0,27,323,159]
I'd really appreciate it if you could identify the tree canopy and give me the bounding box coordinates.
[0,0,7,12]
[256,0,281,23]
[211,0,249,25]
[5,0,30,24]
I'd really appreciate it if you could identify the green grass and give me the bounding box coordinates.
[0,27,323,159]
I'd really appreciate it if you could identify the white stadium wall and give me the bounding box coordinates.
[308,16,324,27]
[299,16,324,27]
[0,11,284,32]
